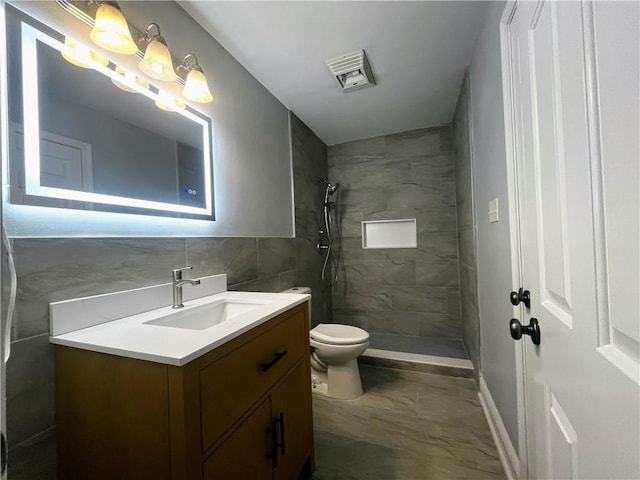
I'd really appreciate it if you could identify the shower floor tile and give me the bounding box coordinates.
[368,333,469,359]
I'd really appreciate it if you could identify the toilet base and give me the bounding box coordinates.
[311,359,363,400]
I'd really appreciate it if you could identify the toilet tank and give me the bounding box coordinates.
[281,287,311,326]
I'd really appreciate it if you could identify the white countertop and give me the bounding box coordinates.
[50,291,310,366]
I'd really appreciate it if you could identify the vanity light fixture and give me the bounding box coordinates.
[139,23,176,82]
[61,36,109,69]
[179,54,213,103]
[155,91,186,112]
[111,65,150,93]
[89,1,137,55]
[56,1,215,104]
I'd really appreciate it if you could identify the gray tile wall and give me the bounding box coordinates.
[328,127,463,341]
[452,73,481,380]
[290,113,333,327]
[4,113,331,472]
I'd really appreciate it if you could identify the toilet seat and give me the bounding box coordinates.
[310,323,369,345]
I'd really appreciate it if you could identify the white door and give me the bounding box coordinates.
[9,124,93,209]
[508,1,640,478]
[39,138,86,189]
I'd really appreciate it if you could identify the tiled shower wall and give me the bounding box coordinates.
[4,113,330,463]
[328,127,463,340]
[290,113,333,326]
[452,74,481,379]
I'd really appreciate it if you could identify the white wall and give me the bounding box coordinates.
[3,1,294,237]
[468,1,519,449]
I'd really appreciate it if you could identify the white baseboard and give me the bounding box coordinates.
[478,376,520,480]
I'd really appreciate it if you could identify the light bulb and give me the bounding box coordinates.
[90,3,138,55]
[155,91,185,112]
[139,37,176,82]
[182,67,213,103]
[61,37,109,69]
[111,65,149,93]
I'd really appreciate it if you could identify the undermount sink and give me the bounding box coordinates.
[144,298,270,330]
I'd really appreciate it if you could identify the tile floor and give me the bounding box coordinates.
[304,364,505,480]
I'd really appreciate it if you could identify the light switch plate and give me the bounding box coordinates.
[488,198,499,223]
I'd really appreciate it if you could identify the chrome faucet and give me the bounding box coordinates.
[172,267,201,309]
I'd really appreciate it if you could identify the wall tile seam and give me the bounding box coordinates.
[331,151,455,162]
[364,309,463,316]
[8,331,50,346]
[8,426,56,452]
[363,311,463,317]
[6,381,54,403]
[390,125,450,133]
[228,270,296,288]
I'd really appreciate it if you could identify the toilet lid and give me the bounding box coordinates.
[310,323,369,345]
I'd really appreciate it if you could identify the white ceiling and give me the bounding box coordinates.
[178,1,489,145]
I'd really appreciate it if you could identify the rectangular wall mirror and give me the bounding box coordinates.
[6,8,215,219]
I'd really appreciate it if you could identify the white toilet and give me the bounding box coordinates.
[309,323,369,399]
[281,287,370,400]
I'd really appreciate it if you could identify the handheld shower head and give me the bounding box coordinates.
[319,178,340,195]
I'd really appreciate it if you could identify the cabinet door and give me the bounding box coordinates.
[270,360,313,480]
[200,308,306,451]
[203,398,273,480]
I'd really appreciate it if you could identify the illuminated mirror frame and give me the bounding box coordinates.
[20,21,214,217]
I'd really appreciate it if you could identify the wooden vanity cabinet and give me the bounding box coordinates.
[56,303,314,480]
[203,360,311,480]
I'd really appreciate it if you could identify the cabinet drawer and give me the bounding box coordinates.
[200,309,306,451]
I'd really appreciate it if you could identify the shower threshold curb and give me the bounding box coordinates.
[361,348,474,379]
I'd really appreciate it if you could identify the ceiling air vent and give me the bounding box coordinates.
[326,50,375,93]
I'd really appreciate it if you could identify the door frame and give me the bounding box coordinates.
[499,1,530,478]
[0,0,7,476]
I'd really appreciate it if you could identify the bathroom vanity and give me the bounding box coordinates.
[50,279,313,480]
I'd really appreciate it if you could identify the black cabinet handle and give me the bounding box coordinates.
[260,350,288,372]
[267,419,279,468]
[1,432,6,475]
[274,412,285,455]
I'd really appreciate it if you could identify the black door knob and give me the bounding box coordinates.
[509,318,541,345]
[510,288,531,308]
